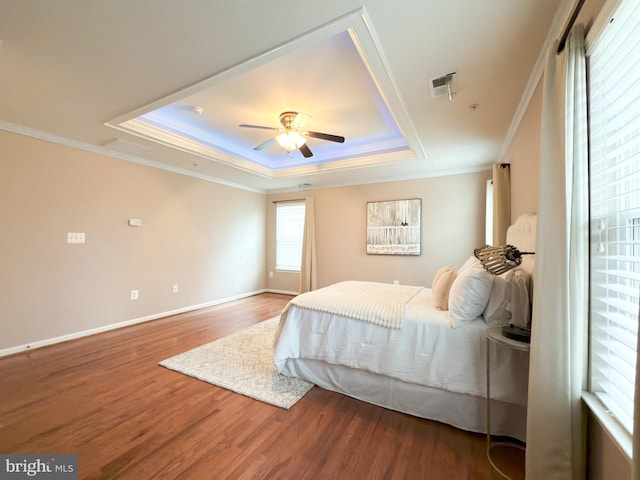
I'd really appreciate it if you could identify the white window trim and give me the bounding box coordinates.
[583,391,632,461]
[583,0,640,460]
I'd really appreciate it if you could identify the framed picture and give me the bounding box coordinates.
[366,198,421,255]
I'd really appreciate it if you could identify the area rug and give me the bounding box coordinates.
[159,316,314,409]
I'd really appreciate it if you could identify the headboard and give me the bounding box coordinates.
[505,213,537,276]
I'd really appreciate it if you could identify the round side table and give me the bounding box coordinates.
[485,326,530,480]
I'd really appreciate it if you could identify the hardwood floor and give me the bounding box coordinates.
[0,293,524,479]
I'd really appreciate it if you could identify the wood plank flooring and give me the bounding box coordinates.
[0,293,524,479]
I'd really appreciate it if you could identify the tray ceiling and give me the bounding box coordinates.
[0,0,570,192]
[106,13,419,179]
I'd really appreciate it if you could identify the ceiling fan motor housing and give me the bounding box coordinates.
[279,111,310,130]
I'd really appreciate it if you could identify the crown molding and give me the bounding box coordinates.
[496,0,579,162]
[0,121,266,194]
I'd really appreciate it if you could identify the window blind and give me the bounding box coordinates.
[276,202,306,271]
[588,0,640,435]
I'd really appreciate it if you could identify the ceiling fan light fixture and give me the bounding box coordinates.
[275,130,307,151]
[239,110,343,158]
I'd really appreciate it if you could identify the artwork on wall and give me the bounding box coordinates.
[366,198,421,255]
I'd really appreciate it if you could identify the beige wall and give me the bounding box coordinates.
[588,413,631,479]
[267,171,492,293]
[501,78,543,222]
[0,130,266,352]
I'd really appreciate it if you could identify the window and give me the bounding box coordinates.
[276,202,306,271]
[486,179,494,246]
[588,0,640,436]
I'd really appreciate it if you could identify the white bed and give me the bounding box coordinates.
[273,213,536,441]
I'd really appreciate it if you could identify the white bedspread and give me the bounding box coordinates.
[274,287,529,404]
[283,281,423,329]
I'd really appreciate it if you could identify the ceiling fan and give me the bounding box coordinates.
[239,111,345,158]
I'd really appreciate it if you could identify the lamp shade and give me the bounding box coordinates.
[276,131,307,151]
[473,244,534,276]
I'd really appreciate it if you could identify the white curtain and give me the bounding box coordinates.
[299,196,317,293]
[525,24,588,480]
[635,309,640,480]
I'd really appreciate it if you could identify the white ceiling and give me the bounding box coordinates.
[0,0,572,193]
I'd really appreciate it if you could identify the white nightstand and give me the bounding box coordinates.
[485,326,530,480]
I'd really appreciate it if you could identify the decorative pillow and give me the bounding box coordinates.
[432,264,453,289]
[448,256,494,327]
[432,266,456,310]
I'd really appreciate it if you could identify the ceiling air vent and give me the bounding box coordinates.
[429,72,456,98]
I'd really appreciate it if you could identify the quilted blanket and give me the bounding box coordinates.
[283,281,423,328]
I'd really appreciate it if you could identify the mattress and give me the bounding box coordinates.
[274,287,529,406]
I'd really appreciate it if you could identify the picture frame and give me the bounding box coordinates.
[366,198,421,255]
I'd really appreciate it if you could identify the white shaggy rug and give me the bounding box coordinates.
[159,316,313,409]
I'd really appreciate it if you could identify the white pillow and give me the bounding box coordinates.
[483,275,512,326]
[482,268,531,327]
[432,266,456,310]
[448,256,494,327]
[506,269,531,329]
[457,255,479,274]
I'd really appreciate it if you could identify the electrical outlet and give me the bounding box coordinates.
[269,271,274,278]
[67,232,85,244]
[172,284,179,293]
[131,289,139,300]
[393,280,400,285]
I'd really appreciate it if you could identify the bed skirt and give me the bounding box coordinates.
[281,357,526,442]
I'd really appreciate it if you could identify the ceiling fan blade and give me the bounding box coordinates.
[254,137,277,151]
[299,143,313,158]
[239,124,276,131]
[306,131,345,143]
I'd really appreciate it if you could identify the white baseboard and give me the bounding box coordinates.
[0,289,267,358]
[266,288,299,295]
